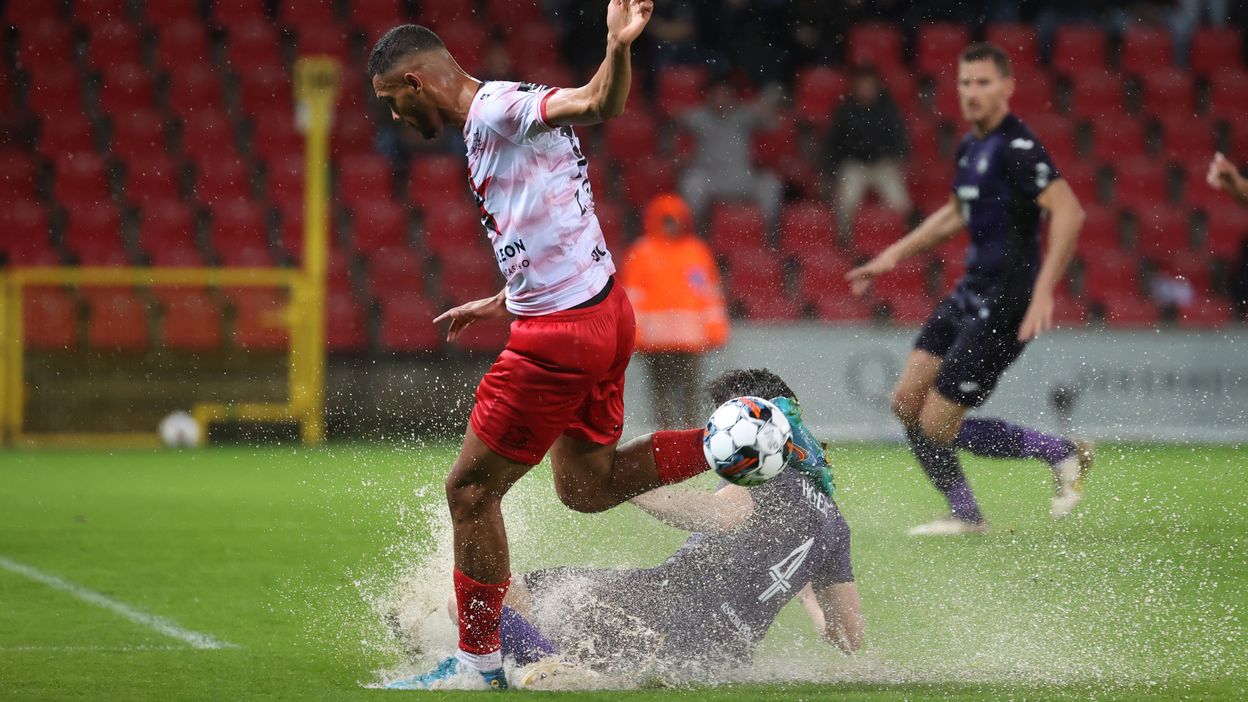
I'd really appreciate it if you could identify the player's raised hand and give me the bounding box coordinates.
[845,255,895,297]
[433,291,509,342]
[1017,288,1055,341]
[1207,152,1243,192]
[606,0,654,45]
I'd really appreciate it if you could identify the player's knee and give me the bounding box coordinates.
[553,482,613,514]
[918,413,958,446]
[890,391,921,427]
[444,475,498,522]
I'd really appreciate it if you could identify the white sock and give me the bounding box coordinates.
[456,648,503,671]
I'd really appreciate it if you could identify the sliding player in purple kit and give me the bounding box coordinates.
[847,43,1093,536]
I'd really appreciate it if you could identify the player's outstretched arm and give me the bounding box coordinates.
[432,288,510,342]
[1207,152,1248,204]
[628,483,753,533]
[541,0,653,126]
[1018,178,1085,341]
[797,583,865,654]
[845,196,964,296]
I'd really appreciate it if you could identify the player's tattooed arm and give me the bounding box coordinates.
[542,0,653,126]
[628,483,754,533]
[1207,152,1248,204]
[846,195,964,296]
[1020,178,1085,341]
[432,288,510,342]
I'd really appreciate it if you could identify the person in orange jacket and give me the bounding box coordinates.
[620,193,730,428]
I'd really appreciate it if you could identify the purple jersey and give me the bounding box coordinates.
[521,470,852,673]
[952,114,1060,315]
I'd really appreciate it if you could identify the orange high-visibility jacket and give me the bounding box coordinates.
[620,195,729,352]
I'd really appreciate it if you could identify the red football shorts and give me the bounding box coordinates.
[470,281,636,465]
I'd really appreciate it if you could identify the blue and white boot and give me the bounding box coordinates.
[385,655,508,691]
[771,396,835,497]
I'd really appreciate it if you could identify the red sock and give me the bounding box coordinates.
[652,429,708,485]
[453,568,509,655]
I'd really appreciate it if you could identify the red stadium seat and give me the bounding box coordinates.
[332,110,377,156]
[1177,298,1231,328]
[194,157,253,204]
[1110,156,1169,210]
[167,63,226,114]
[1205,208,1248,259]
[1156,113,1216,165]
[1139,68,1195,116]
[506,22,561,70]
[930,79,962,121]
[86,20,141,68]
[1163,251,1214,294]
[110,109,169,162]
[0,151,39,204]
[161,290,224,352]
[419,0,475,26]
[1209,70,1248,121]
[794,66,845,131]
[122,153,183,208]
[213,0,267,27]
[1120,26,1173,76]
[25,288,77,350]
[327,290,369,352]
[154,18,212,68]
[38,113,95,157]
[1069,71,1126,120]
[1052,25,1108,76]
[138,200,197,260]
[878,288,934,325]
[1009,71,1056,117]
[916,23,971,80]
[436,22,488,73]
[1052,294,1088,327]
[1081,250,1141,298]
[486,0,541,30]
[351,200,411,255]
[1100,293,1159,328]
[22,63,81,116]
[53,152,111,207]
[235,63,291,118]
[735,287,803,322]
[657,65,709,117]
[811,293,874,322]
[752,115,799,172]
[905,114,943,165]
[604,109,658,166]
[0,201,59,265]
[252,118,303,166]
[1060,161,1101,206]
[380,295,442,352]
[847,23,904,73]
[439,250,503,305]
[1078,203,1123,254]
[1190,27,1243,79]
[709,203,766,251]
[209,198,272,263]
[179,111,238,167]
[97,63,157,114]
[366,247,427,301]
[266,156,305,211]
[351,0,405,41]
[849,203,908,255]
[337,154,394,209]
[908,163,953,214]
[277,0,337,32]
[224,19,282,69]
[779,202,837,257]
[295,22,349,58]
[985,23,1039,66]
[872,258,928,300]
[407,154,469,211]
[148,244,207,267]
[422,202,483,259]
[145,0,202,24]
[87,290,149,352]
[76,0,127,21]
[230,290,289,351]
[1130,204,1190,259]
[6,2,61,25]
[723,246,779,291]
[797,251,854,301]
[619,160,677,209]
[16,19,76,68]
[1022,114,1078,165]
[1091,117,1146,161]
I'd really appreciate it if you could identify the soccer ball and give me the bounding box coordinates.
[702,396,793,486]
[159,411,202,448]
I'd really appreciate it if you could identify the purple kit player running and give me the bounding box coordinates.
[426,369,863,684]
[847,43,1094,536]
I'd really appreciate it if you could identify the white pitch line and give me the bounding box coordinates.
[0,555,238,650]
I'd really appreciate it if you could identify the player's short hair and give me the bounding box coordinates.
[367,24,445,77]
[706,368,796,406]
[959,42,1012,77]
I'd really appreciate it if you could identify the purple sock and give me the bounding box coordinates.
[955,418,1075,466]
[906,426,984,524]
[499,605,557,665]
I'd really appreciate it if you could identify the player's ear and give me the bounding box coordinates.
[402,72,424,93]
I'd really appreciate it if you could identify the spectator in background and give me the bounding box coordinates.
[1207,152,1248,205]
[646,0,703,69]
[620,193,730,429]
[678,79,784,231]
[823,66,911,244]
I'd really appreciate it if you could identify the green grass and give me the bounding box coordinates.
[1,443,1245,701]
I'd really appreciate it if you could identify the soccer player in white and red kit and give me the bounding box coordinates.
[367,1,714,690]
